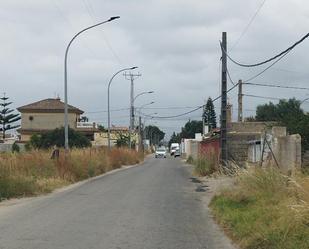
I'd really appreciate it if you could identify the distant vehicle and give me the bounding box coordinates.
[155,147,167,158]
[170,143,179,156]
[174,148,181,157]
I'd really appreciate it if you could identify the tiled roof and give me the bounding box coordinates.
[17,98,83,114]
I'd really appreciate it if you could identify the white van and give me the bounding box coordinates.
[170,143,180,156]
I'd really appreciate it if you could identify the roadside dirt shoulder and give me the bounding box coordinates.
[184,161,238,249]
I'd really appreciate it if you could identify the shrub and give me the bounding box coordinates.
[29,127,91,149]
[11,142,20,153]
[186,155,194,164]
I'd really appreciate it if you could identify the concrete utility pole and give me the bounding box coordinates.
[107,67,138,150]
[124,72,141,149]
[238,79,243,122]
[220,32,228,165]
[138,116,143,152]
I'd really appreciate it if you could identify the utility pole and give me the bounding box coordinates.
[238,79,243,122]
[138,116,143,152]
[220,32,228,165]
[124,72,141,149]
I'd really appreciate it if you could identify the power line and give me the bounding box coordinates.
[243,94,283,100]
[221,32,309,68]
[231,0,267,50]
[227,67,236,85]
[244,50,291,82]
[244,82,309,90]
[140,83,239,119]
[85,107,129,114]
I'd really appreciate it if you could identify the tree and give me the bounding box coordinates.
[168,132,181,148]
[144,125,165,145]
[255,98,309,150]
[203,97,217,130]
[256,102,277,121]
[98,124,107,132]
[28,127,91,149]
[180,120,203,139]
[115,132,135,148]
[0,94,21,141]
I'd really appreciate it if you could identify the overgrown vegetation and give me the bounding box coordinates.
[0,148,143,200]
[187,154,218,176]
[27,127,91,149]
[210,168,309,249]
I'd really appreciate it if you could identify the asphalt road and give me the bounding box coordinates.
[0,156,236,249]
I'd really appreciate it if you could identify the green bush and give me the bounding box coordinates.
[29,127,91,149]
[186,155,194,164]
[11,142,20,153]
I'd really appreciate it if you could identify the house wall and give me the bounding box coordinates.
[227,133,261,165]
[92,132,139,147]
[21,112,79,130]
[271,133,301,173]
[200,137,220,163]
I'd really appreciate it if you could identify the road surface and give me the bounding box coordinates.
[0,156,236,249]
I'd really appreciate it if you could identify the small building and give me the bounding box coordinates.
[17,97,98,142]
[93,126,139,148]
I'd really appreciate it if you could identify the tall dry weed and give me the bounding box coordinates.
[0,148,143,200]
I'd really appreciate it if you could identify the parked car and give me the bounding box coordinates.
[174,148,181,157]
[155,147,167,158]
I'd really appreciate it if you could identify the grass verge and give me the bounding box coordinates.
[210,167,309,249]
[0,148,143,200]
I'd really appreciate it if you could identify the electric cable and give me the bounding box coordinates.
[243,50,291,82]
[244,82,309,90]
[221,32,309,68]
[231,0,267,50]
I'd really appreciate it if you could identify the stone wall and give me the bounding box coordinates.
[227,133,261,165]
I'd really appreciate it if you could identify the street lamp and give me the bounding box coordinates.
[107,67,138,149]
[133,91,154,102]
[136,101,155,116]
[132,91,154,132]
[64,16,120,151]
[129,91,154,149]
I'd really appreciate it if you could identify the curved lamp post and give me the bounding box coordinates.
[132,91,154,124]
[64,16,120,151]
[133,91,154,102]
[108,67,138,149]
[136,101,155,116]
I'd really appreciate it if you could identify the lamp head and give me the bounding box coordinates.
[109,16,120,21]
[130,66,138,70]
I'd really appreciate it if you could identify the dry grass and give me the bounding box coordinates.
[0,148,143,200]
[187,151,219,176]
[210,167,309,249]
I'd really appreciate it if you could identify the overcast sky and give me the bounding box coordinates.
[1,0,309,138]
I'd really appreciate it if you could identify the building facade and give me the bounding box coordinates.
[17,98,98,141]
